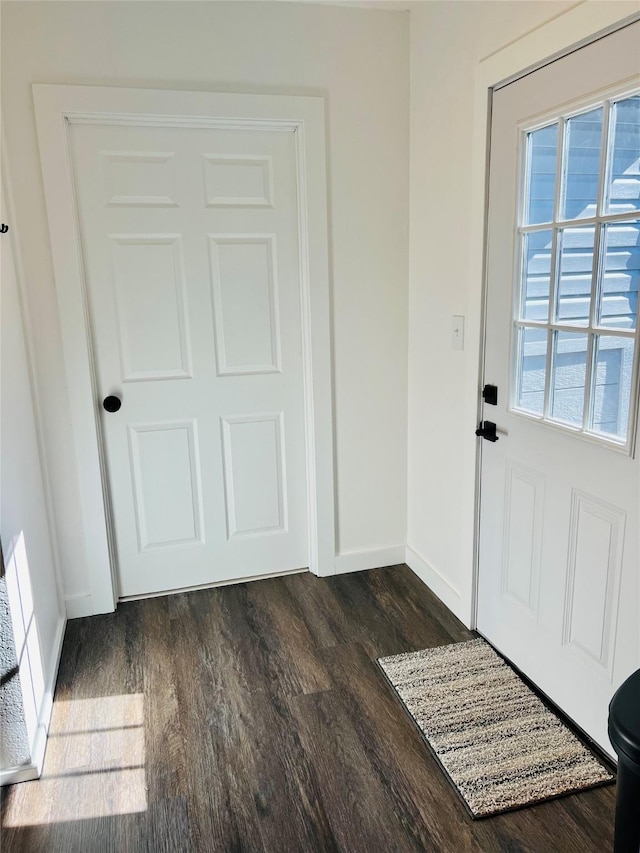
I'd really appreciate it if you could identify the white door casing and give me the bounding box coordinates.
[34,85,335,613]
[477,23,640,755]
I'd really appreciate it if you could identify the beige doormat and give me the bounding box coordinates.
[377,638,614,818]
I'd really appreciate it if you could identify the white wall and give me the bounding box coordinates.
[7,0,635,626]
[1,174,65,781]
[0,1,410,611]
[407,0,640,624]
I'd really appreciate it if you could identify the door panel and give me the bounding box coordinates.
[501,460,544,617]
[221,414,286,537]
[128,421,204,550]
[110,234,192,380]
[478,22,640,754]
[69,122,308,598]
[209,235,281,374]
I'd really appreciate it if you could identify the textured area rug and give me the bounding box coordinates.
[378,638,614,818]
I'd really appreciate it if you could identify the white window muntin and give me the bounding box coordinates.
[509,84,640,454]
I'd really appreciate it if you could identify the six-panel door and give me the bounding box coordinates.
[69,122,308,597]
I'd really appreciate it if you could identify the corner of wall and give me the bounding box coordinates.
[404,545,471,627]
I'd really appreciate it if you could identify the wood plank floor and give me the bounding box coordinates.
[1,565,616,852]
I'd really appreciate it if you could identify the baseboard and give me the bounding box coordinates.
[1,614,65,787]
[405,546,463,618]
[32,615,66,775]
[65,593,93,619]
[0,762,40,786]
[334,546,406,575]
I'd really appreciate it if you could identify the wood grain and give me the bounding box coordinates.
[0,564,616,852]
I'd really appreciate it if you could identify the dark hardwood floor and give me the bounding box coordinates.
[1,565,616,852]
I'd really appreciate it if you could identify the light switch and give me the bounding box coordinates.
[452,315,464,351]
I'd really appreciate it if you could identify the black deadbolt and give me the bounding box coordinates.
[482,384,498,406]
[103,395,122,413]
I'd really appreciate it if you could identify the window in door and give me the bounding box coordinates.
[512,90,640,451]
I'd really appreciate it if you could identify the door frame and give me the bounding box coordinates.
[33,84,336,616]
[467,5,640,629]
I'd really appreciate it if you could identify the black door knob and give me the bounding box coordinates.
[103,395,122,413]
[475,420,499,442]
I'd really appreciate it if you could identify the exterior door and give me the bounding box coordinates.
[478,22,640,754]
[68,121,308,598]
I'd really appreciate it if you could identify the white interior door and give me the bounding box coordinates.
[478,22,640,754]
[68,121,308,598]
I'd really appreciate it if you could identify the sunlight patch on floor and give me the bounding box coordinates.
[3,694,147,825]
